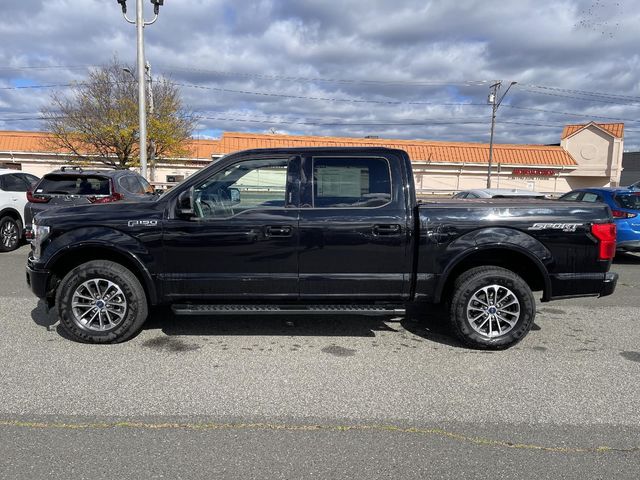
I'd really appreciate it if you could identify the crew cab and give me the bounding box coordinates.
[26,148,618,348]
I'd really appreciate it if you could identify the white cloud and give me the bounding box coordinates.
[0,0,639,149]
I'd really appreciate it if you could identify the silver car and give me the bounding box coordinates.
[453,188,547,199]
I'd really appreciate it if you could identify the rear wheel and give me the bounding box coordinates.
[449,266,535,349]
[56,260,148,343]
[0,216,22,252]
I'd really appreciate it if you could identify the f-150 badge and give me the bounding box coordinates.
[128,220,158,227]
[528,223,582,232]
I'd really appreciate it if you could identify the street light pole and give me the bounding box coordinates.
[486,80,517,189]
[117,0,163,180]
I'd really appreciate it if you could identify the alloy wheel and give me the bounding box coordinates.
[466,284,521,338]
[71,278,128,331]
[1,220,18,249]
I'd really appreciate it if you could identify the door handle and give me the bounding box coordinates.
[373,224,402,236]
[265,225,293,237]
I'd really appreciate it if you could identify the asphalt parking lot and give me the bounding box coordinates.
[1,244,639,479]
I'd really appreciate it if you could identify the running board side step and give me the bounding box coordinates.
[171,304,406,316]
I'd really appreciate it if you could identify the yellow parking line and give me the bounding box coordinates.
[0,419,637,454]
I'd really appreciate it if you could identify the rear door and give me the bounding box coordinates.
[0,173,31,222]
[297,153,410,300]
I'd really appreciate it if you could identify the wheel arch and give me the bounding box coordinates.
[0,207,24,225]
[47,244,158,306]
[435,245,551,303]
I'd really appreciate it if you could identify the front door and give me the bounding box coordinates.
[162,156,301,300]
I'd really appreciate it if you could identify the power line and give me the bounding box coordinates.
[0,83,75,91]
[174,82,487,106]
[518,87,640,106]
[504,105,640,123]
[159,65,490,87]
[0,65,97,72]
[3,63,639,107]
[520,83,640,102]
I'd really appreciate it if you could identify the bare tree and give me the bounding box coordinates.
[42,58,197,170]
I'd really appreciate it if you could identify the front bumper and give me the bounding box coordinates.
[26,254,51,299]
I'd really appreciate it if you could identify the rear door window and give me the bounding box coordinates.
[560,191,582,201]
[581,192,602,203]
[118,175,145,194]
[17,173,39,188]
[311,156,391,208]
[138,176,153,194]
[1,173,30,192]
[36,175,111,195]
[614,194,640,210]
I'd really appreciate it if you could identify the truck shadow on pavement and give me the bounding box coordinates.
[613,252,640,265]
[142,304,471,348]
[30,301,541,349]
[145,308,403,338]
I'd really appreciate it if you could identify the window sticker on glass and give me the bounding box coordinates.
[316,166,365,197]
[312,157,391,208]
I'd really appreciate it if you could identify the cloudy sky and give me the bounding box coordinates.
[1,0,639,149]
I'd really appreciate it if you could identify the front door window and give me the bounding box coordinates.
[193,159,289,219]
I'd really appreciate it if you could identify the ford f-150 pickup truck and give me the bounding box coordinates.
[26,147,618,348]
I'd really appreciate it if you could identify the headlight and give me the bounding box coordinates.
[32,220,50,261]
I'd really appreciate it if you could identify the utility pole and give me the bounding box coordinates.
[146,61,157,183]
[116,0,164,180]
[486,80,517,189]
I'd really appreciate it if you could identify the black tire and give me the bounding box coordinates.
[56,260,148,343]
[0,216,22,252]
[449,266,535,350]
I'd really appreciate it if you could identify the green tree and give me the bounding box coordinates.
[42,59,197,171]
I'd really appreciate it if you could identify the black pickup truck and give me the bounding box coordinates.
[26,147,618,348]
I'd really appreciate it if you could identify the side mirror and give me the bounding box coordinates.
[153,188,165,195]
[228,187,241,204]
[176,187,195,217]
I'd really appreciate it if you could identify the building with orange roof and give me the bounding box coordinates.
[0,122,625,194]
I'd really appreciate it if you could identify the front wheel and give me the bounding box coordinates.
[56,260,149,343]
[449,266,535,349]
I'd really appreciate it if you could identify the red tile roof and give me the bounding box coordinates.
[214,132,578,166]
[561,122,624,139]
[0,129,580,166]
[0,130,220,160]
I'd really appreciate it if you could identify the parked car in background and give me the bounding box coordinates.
[0,169,39,251]
[25,167,155,231]
[453,188,547,199]
[559,187,640,252]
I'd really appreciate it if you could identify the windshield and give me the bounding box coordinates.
[36,174,111,195]
[614,194,640,211]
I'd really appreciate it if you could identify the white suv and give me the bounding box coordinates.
[0,169,39,252]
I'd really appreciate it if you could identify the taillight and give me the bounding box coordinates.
[612,210,637,219]
[26,190,51,204]
[591,223,616,260]
[89,192,124,204]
